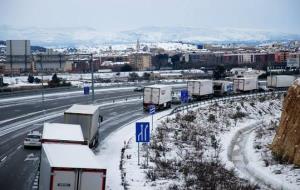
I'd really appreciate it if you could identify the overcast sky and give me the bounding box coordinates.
[1,0,299,33]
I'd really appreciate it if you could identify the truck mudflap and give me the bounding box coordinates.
[143,102,171,111]
[143,103,153,111]
[89,132,99,148]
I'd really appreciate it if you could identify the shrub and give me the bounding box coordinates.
[207,114,216,122]
[34,77,41,83]
[182,112,196,122]
[146,169,157,181]
[27,74,34,83]
[231,112,247,119]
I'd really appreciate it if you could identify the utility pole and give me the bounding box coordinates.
[269,61,272,87]
[9,40,12,77]
[90,54,95,103]
[39,54,45,115]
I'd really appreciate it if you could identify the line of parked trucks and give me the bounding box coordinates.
[143,75,298,111]
[37,104,106,190]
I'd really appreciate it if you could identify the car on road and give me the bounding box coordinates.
[134,86,144,92]
[24,131,42,148]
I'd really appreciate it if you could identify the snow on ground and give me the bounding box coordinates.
[96,109,172,190]
[2,70,198,87]
[95,93,297,189]
[3,76,46,87]
[246,118,300,189]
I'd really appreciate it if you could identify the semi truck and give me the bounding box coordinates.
[39,143,106,190]
[143,85,172,111]
[213,80,233,96]
[64,104,103,148]
[187,80,213,100]
[267,75,296,88]
[42,123,85,145]
[233,78,258,92]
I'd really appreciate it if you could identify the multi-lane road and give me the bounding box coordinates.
[0,87,145,190]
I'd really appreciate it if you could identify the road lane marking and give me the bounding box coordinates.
[24,153,39,161]
[17,145,22,150]
[1,156,7,162]
[0,98,142,137]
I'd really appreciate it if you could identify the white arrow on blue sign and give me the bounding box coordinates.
[136,122,150,142]
[148,105,156,115]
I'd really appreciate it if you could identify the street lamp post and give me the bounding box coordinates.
[90,54,95,103]
[39,54,45,115]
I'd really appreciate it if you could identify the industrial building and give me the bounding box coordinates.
[33,52,67,73]
[5,40,32,74]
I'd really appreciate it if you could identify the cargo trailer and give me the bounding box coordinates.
[213,80,233,96]
[143,85,172,111]
[42,123,85,145]
[39,144,106,190]
[267,75,296,88]
[187,80,213,99]
[64,104,103,148]
[233,78,258,92]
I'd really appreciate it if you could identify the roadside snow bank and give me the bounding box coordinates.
[96,110,171,190]
[246,131,299,190]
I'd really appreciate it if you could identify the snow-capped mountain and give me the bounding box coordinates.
[0,25,299,47]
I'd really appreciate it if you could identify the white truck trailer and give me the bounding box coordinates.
[213,80,233,96]
[233,78,258,92]
[42,123,85,145]
[267,75,296,88]
[64,104,103,148]
[39,144,106,190]
[143,85,172,111]
[187,80,213,99]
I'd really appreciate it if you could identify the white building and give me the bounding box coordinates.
[287,53,300,68]
[6,40,30,55]
[238,53,256,64]
[33,53,67,73]
[5,40,32,74]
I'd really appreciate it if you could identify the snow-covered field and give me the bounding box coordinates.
[96,92,300,189]
[2,71,192,88]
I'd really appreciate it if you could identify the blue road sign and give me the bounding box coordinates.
[181,90,189,103]
[83,86,90,95]
[136,122,150,142]
[149,105,156,115]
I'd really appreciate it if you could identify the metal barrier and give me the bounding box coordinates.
[171,90,286,114]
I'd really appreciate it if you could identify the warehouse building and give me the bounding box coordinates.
[33,51,67,73]
[5,40,32,74]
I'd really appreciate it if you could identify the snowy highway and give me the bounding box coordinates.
[0,88,145,190]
